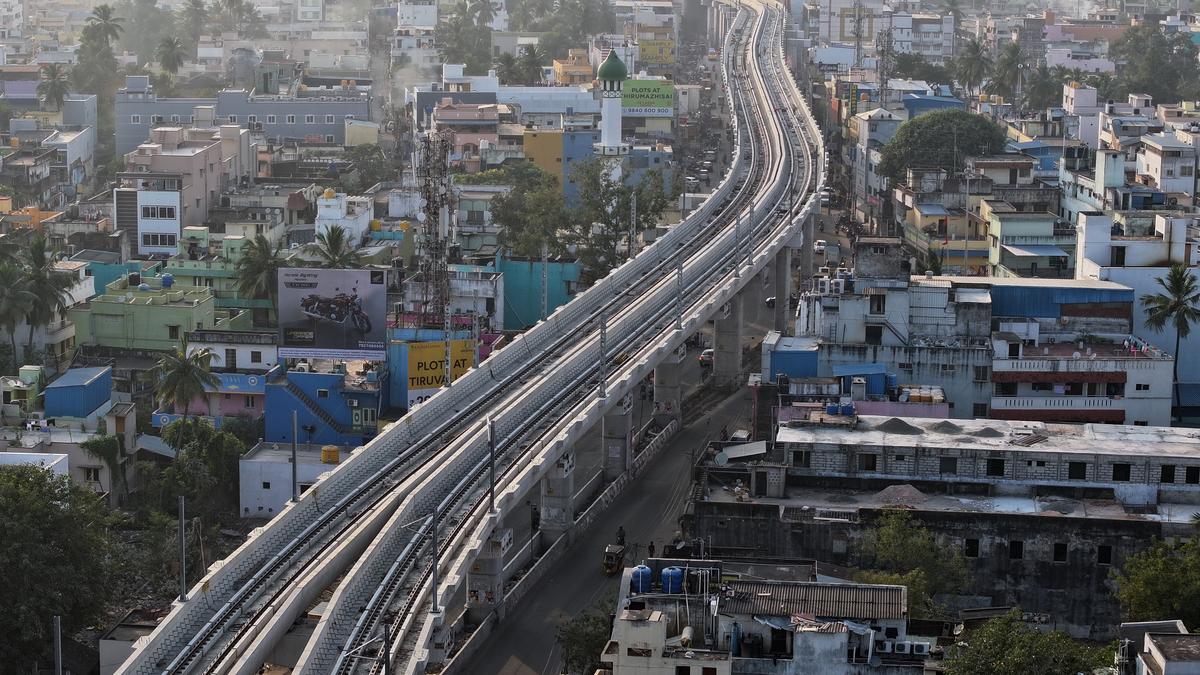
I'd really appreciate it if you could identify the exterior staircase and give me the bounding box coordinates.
[284,380,351,434]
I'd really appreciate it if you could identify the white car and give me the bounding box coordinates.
[814,239,827,254]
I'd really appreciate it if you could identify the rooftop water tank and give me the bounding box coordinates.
[631,565,652,593]
[841,403,855,417]
[825,404,839,415]
[321,445,340,464]
[138,283,151,291]
[161,273,174,289]
[662,567,684,594]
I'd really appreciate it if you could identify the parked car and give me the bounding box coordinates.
[814,239,827,254]
[699,349,714,366]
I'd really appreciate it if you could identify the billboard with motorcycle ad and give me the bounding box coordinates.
[278,268,388,360]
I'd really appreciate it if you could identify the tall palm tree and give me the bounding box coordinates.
[469,0,495,27]
[149,337,220,426]
[157,36,187,74]
[18,236,74,363]
[235,234,283,323]
[1141,264,1200,420]
[86,4,125,46]
[179,0,209,51]
[0,265,34,364]
[1022,63,1060,111]
[519,44,546,85]
[987,42,1023,101]
[494,52,520,84]
[309,225,364,268]
[37,64,71,111]
[955,38,991,97]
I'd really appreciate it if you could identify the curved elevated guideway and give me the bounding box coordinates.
[115,0,823,673]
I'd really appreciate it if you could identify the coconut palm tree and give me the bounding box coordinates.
[0,265,34,364]
[309,225,364,268]
[157,36,187,75]
[149,337,220,431]
[37,64,71,111]
[1022,63,1060,111]
[494,52,520,84]
[179,0,209,51]
[86,4,125,46]
[518,44,546,85]
[469,0,495,27]
[18,236,74,363]
[955,38,991,97]
[234,234,283,324]
[987,42,1023,101]
[1141,264,1200,420]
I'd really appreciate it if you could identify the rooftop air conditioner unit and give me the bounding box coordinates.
[875,641,894,654]
[912,643,930,656]
[831,278,845,294]
[894,642,912,655]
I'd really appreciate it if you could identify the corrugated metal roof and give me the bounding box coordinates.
[723,581,907,620]
[956,288,991,304]
[46,366,111,389]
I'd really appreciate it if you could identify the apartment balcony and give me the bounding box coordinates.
[43,319,75,346]
[989,395,1126,422]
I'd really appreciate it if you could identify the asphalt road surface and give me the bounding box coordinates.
[460,386,753,675]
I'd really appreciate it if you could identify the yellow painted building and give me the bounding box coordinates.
[523,129,565,181]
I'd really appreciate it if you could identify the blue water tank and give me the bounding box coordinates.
[841,403,855,416]
[631,565,653,593]
[886,373,898,392]
[138,283,151,291]
[161,273,174,288]
[825,404,839,415]
[661,567,684,594]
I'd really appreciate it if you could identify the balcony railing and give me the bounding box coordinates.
[43,319,75,343]
[990,396,1118,410]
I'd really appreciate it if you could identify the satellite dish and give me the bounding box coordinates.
[713,451,729,466]
[416,212,427,222]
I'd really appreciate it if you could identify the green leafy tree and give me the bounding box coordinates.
[116,0,175,65]
[556,604,612,675]
[149,336,220,427]
[178,0,210,53]
[1022,63,1061,111]
[490,165,570,257]
[494,52,521,84]
[87,4,125,46]
[157,36,187,74]
[310,224,365,268]
[342,143,392,190]
[1111,25,1200,104]
[37,63,71,111]
[235,234,283,324]
[853,510,966,617]
[943,610,1112,675]
[0,265,33,368]
[18,235,74,362]
[1112,537,1200,628]
[436,1,493,73]
[160,419,245,516]
[1140,264,1200,419]
[955,38,992,97]
[877,109,1005,184]
[81,434,128,498]
[0,466,117,666]
[891,53,952,84]
[518,44,547,85]
[570,157,672,283]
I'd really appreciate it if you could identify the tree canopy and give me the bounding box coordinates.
[943,610,1112,675]
[853,510,967,617]
[1111,25,1200,104]
[0,466,117,665]
[891,54,953,85]
[556,604,612,675]
[1112,535,1200,629]
[878,109,1006,184]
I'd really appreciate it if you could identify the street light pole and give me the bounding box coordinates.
[430,507,440,614]
[178,495,187,602]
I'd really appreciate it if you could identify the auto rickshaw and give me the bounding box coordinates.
[602,543,626,575]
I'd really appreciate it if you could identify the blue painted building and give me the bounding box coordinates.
[495,253,582,330]
[562,128,601,206]
[901,94,964,119]
[45,367,112,419]
[263,364,387,447]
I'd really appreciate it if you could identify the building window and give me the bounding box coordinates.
[244,395,255,408]
[287,114,296,124]
[869,294,886,314]
[151,114,163,123]
[941,364,956,372]
[1097,545,1113,565]
[857,454,878,471]
[1009,540,1024,560]
[325,135,335,143]
[1112,463,1132,482]
[1188,466,1200,484]
[325,114,335,123]
[1134,383,1150,391]
[305,114,316,124]
[141,206,177,219]
[251,351,262,363]
[974,366,990,382]
[1134,420,1148,426]
[964,538,979,557]
[267,114,277,124]
[792,450,811,467]
[345,114,355,120]
[84,467,101,482]
[262,481,271,489]
[986,458,1005,477]
[171,114,180,122]
[1162,465,1176,483]
[131,114,141,124]
[1068,462,1086,480]
[898,362,912,371]
[1053,542,1067,563]
[939,457,957,474]
[317,388,329,398]
[973,403,988,417]
[228,114,237,123]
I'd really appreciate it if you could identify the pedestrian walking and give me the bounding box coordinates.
[648,541,656,558]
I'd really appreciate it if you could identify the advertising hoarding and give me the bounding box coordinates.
[622,79,675,118]
[639,39,676,65]
[406,340,475,408]
[278,267,388,360]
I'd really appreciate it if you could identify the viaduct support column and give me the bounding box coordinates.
[539,451,575,547]
[653,344,685,426]
[713,295,744,388]
[773,247,792,334]
[601,393,634,483]
[465,524,512,624]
